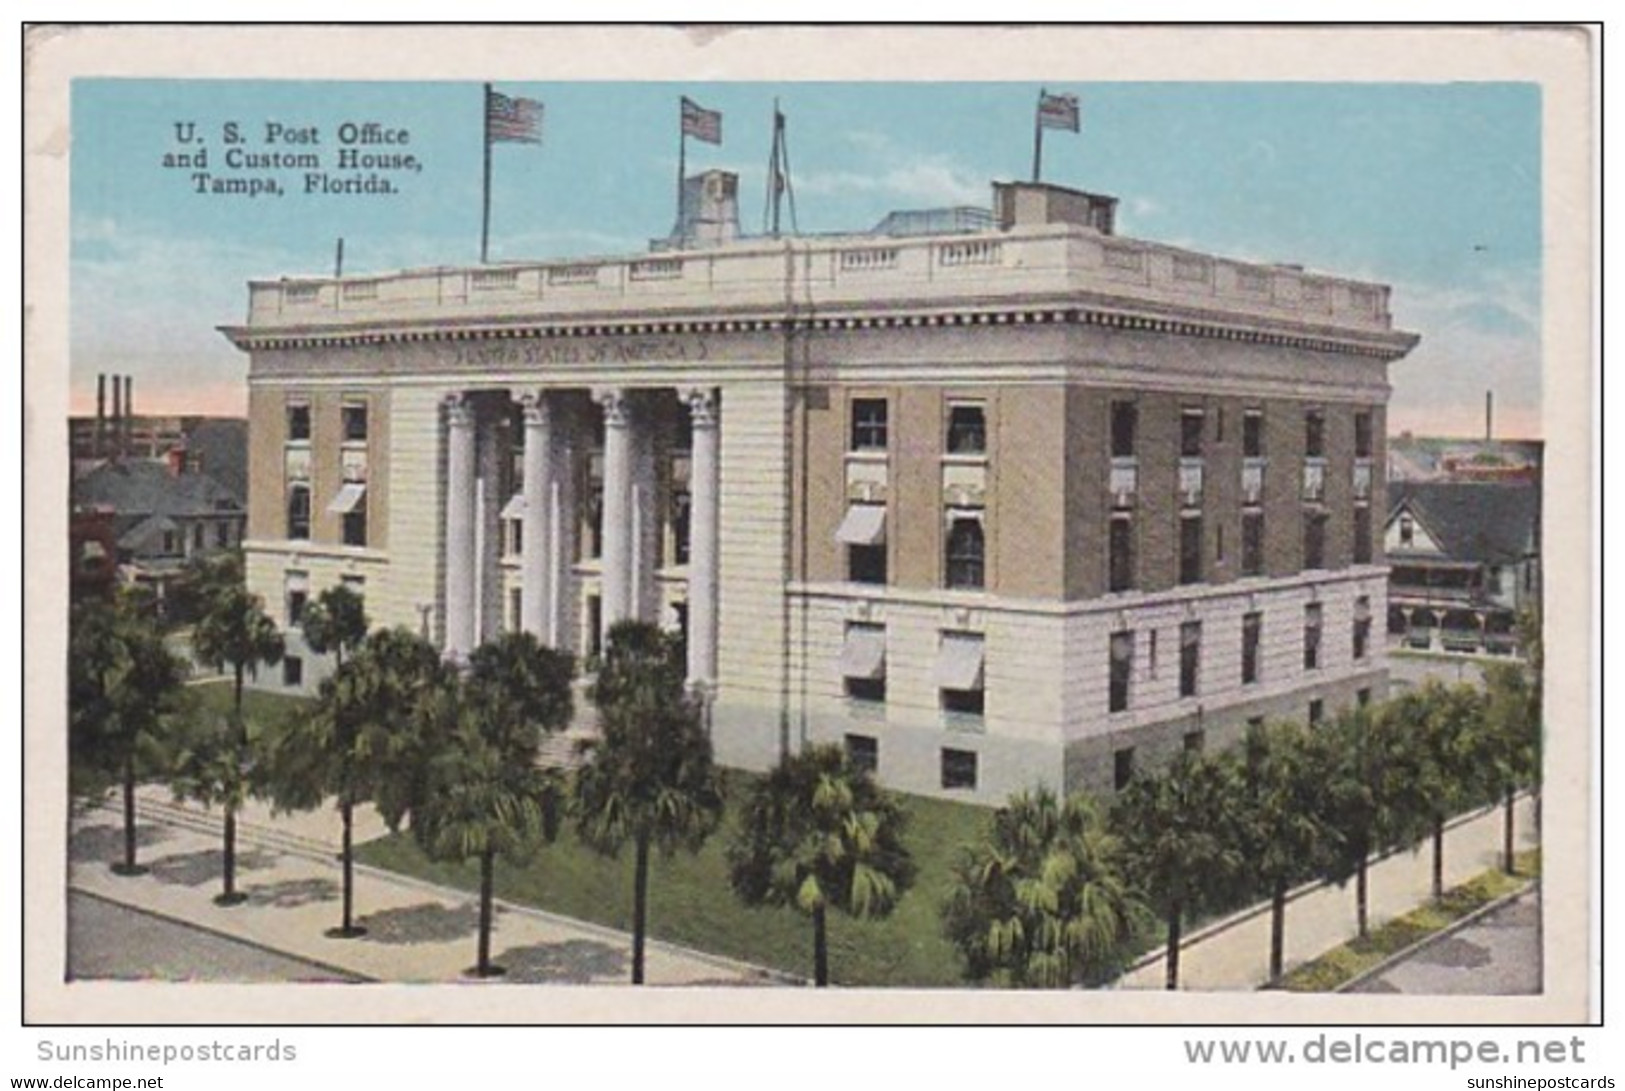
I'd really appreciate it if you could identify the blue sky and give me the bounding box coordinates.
[70,79,1542,436]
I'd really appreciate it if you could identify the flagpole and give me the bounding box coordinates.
[1032,88,1045,183]
[481,83,493,264]
[676,99,688,241]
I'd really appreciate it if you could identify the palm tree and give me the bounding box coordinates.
[299,583,369,670]
[189,582,283,905]
[1112,750,1246,989]
[941,787,1147,988]
[1236,720,1338,983]
[728,743,915,986]
[411,631,574,976]
[69,595,187,875]
[573,620,723,985]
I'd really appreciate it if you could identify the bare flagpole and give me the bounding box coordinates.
[480,83,493,264]
[676,99,688,240]
[1031,87,1046,183]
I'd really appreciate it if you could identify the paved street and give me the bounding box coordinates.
[68,788,786,987]
[1349,886,1541,995]
[68,891,359,982]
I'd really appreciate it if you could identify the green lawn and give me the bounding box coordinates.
[1279,849,1540,992]
[356,773,996,987]
[180,679,314,737]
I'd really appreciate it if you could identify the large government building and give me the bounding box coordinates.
[224,175,1417,802]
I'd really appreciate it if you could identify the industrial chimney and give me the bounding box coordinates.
[95,374,106,459]
[123,376,134,456]
[110,373,123,459]
[1485,390,1493,443]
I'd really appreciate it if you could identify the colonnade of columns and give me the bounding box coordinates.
[441,386,720,692]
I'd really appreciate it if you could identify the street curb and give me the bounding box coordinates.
[1334,878,1538,994]
[69,887,375,984]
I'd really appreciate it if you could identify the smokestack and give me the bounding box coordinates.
[95,374,106,459]
[110,374,123,458]
[1485,390,1493,443]
[123,376,134,456]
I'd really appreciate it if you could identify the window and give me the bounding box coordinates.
[941,748,978,791]
[1357,688,1372,709]
[837,504,887,585]
[341,574,365,603]
[670,485,691,567]
[215,522,230,548]
[586,595,603,659]
[287,483,311,540]
[1179,621,1202,698]
[1242,612,1262,685]
[1243,410,1264,458]
[850,398,888,451]
[1111,400,1137,458]
[1109,516,1135,592]
[1184,730,1205,753]
[1309,698,1325,728]
[285,572,309,628]
[1399,513,1414,548]
[193,524,205,552]
[946,404,986,455]
[1109,630,1134,712]
[1303,511,1327,570]
[1353,596,1372,660]
[1305,410,1326,458]
[342,402,368,443]
[845,734,879,776]
[840,623,887,705]
[936,632,987,724]
[1179,516,1203,584]
[1180,409,1204,458]
[945,516,985,590]
[1354,411,1373,459]
[1304,603,1323,671]
[283,656,303,688]
[1114,748,1136,791]
[287,402,311,442]
[1242,510,1265,577]
[342,488,368,547]
[941,688,985,717]
[1354,505,1373,565]
[508,516,524,558]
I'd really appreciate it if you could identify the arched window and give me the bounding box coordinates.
[945,517,984,590]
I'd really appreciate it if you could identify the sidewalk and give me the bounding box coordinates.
[68,787,788,987]
[1116,796,1539,990]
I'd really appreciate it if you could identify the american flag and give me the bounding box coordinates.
[680,96,722,145]
[1037,91,1081,133]
[486,89,542,145]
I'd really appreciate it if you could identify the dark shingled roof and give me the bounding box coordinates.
[73,459,244,523]
[184,418,248,504]
[1388,481,1540,565]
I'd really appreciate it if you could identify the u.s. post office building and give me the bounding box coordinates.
[223,176,1417,803]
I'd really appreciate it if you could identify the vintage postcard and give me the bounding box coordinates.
[23,24,1595,1028]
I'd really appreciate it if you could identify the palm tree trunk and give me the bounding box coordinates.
[1165,901,1182,991]
[1431,814,1445,901]
[632,832,650,985]
[1356,856,1369,938]
[813,903,829,987]
[324,797,366,937]
[218,807,240,904]
[114,752,143,875]
[476,846,497,977]
[1269,881,1287,982]
[1503,786,1517,875]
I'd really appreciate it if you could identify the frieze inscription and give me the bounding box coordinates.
[451,337,710,368]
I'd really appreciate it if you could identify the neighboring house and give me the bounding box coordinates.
[1385,480,1541,656]
[71,458,247,612]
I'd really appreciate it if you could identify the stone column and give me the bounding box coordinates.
[596,387,634,640]
[443,393,477,660]
[685,387,720,689]
[520,393,553,642]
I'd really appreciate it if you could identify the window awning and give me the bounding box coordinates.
[836,504,887,546]
[501,493,527,519]
[935,633,986,691]
[838,626,887,680]
[326,483,367,515]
